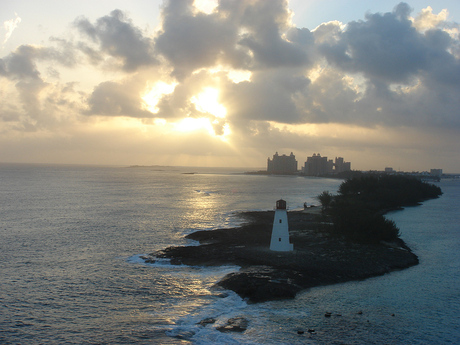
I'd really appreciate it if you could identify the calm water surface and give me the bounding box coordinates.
[0,164,458,344]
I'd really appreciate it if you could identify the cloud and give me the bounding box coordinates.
[3,13,21,45]
[221,69,309,124]
[154,0,315,79]
[2,1,459,130]
[0,45,41,80]
[320,5,429,84]
[85,78,154,118]
[0,42,84,131]
[154,0,243,79]
[0,42,78,80]
[75,9,157,71]
[151,0,460,133]
[225,0,312,68]
[310,3,460,130]
[319,4,460,88]
[412,6,449,31]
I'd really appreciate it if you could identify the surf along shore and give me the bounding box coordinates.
[143,207,419,303]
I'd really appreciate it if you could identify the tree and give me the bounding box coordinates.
[317,191,333,212]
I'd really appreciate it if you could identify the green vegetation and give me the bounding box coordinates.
[316,190,333,212]
[318,174,443,243]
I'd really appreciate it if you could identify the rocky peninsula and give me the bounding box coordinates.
[144,175,442,303]
[143,207,419,303]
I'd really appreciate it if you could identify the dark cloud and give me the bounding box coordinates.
[154,0,242,79]
[0,43,83,131]
[222,69,309,123]
[0,42,77,80]
[85,80,154,118]
[320,8,428,83]
[227,0,311,68]
[0,45,42,80]
[154,0,315,78]
[319,3,460,89]
[75,10,157,71]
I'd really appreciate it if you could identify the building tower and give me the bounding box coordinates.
[270,199,294,251]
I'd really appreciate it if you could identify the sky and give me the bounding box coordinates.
[1,0,459,172]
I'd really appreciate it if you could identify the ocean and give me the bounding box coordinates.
[0,164,459,344]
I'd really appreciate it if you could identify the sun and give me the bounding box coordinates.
[173,87,230,140]
[143,83,230,140]
[142,81,177,113]
[191,87,227,118]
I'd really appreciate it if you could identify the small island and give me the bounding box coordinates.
[143,174,442,303]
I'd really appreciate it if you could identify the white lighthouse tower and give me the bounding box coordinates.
[270,199,294,251]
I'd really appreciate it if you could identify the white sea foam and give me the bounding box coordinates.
[126,254,180,267]
[126,254,148,264]
[127,255,241,275]
[166,291,252,344]
[186,238,202,246]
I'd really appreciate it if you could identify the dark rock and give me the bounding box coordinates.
[216,317,248,333]
[140,255,155,264]
[173,330,195,340]
[197,318,216,326]
[297,330,304,334]
[217,266,302,303]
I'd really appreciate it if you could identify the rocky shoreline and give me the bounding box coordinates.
[143,210,419,303]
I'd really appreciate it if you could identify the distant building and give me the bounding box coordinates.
[303,153,333,176]
[335,157,351,173]
[303,154,350,176]
[430,169,443,177]
[385,167,395,173]
[267,152,298,174]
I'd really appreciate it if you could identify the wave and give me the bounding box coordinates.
[128,254,250,344]
[127,254,241,273]
[194,189,220,196]
[165,291,254,344]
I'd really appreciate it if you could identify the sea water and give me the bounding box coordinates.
[0,164,458,344]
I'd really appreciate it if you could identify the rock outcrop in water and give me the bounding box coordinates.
[144,210,419,303]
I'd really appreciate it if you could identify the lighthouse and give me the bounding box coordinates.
[270,199,294,251]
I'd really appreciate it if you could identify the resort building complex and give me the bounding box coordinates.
[303,154,351,176]
[267,152,298,174]
[267,152,351,176]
